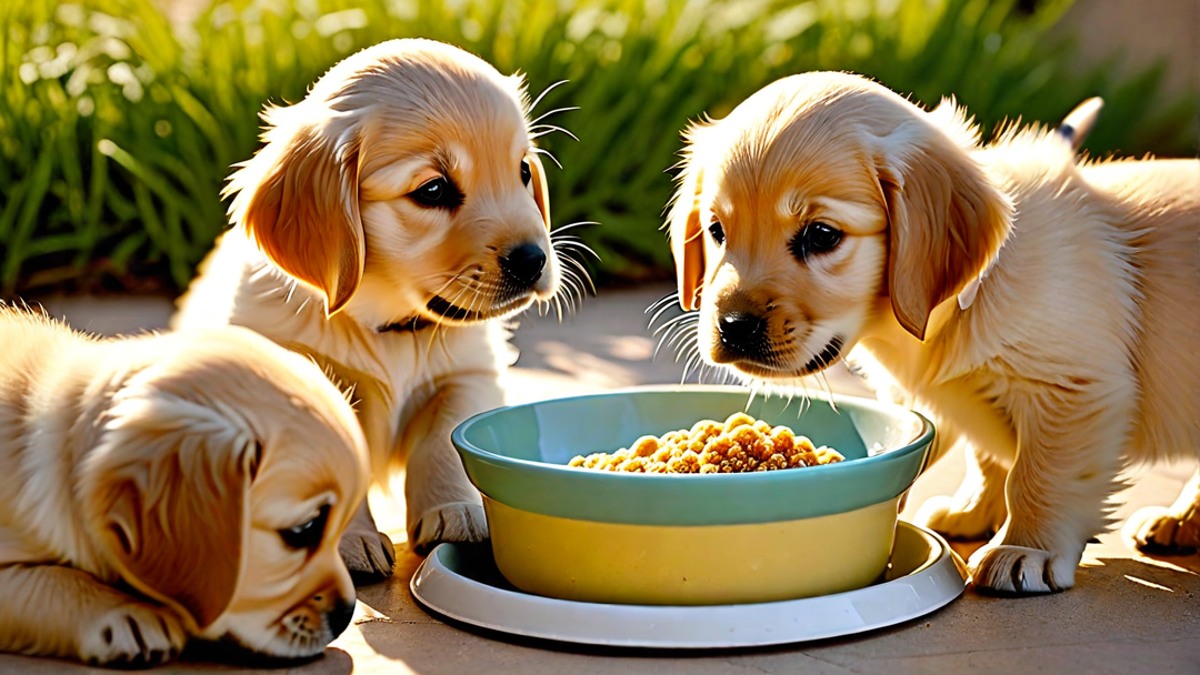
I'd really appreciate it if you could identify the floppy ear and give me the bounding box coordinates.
[667,161,707,312]
[228,112,365,317]
[527,153,552,230]
[82,392,261,632]
[877,100,1012,340]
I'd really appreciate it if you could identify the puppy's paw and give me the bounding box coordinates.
[339,528,396,585]
[915,495,1003,541]
[1131,507,1200,555]
[969,544,1075,596]
[410,502,489,556]
[79,602,186,668]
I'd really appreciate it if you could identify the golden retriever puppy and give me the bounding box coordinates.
[0,306,368,666]
[173,38,563,578]
[667,72,1200,595]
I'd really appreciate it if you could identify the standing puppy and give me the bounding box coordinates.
[0,307,368,666]
[174,39,562,579]
[667,71,1200,594]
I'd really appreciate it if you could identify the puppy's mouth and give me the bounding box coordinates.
[376,289,536,334]
[724,336,845,379]
[798,335,845,374]
[424,289,538,325]
[425,292,531,322]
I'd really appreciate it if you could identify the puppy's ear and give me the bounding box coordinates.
[83,391,261,632]
[877,99,1012,340]
[667,151,707,312]
[527,153,551,230]
[228,109,365,317]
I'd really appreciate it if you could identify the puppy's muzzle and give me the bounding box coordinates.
[327,599,355,640]
[717,311,770,359]
[499,242,547,287]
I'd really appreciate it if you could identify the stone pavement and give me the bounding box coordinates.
[3,284,1198,674]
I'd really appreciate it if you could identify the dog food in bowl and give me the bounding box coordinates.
[568,412,844,474]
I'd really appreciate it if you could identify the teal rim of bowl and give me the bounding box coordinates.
[452,385,935,527]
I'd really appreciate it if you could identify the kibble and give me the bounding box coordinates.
[567,412,844,474]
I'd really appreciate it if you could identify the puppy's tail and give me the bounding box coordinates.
[1056,97,1104,152]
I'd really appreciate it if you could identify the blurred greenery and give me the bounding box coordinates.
[1,0,1197,296]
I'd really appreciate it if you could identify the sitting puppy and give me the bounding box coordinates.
[666,72,1199,595]
[173,38,562,577]
[0,306,369,666]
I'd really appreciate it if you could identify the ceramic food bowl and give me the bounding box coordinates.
[451,386,933,606]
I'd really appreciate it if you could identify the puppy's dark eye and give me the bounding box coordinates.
[409,177,464,209]
[790,222,843,261]
[279,505,330,550]
[521,159,532,187]
[708,219,726,246]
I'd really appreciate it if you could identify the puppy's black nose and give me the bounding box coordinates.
[500,243,546,286]
[718,311,767,351]
[327,600,355,640]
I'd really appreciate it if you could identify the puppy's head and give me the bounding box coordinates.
[669,72,1011,381]
[228,38,561,329]
[81,328,369,659]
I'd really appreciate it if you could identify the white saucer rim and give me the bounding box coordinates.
[410,521,967,649]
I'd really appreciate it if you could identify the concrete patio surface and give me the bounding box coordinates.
[4,284,1199,674]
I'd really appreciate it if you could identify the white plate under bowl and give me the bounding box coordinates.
[410,520,967,649]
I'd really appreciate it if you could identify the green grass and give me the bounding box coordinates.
[1,0,1196,296]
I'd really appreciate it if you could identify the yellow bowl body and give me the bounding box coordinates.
[486,496,901,605]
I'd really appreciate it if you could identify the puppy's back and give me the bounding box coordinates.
[0,305,89,411]
[1082,158,1200,214]
[1083,159,1200,460]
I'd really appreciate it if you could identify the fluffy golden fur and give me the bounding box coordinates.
[0,306,369,665]
[173,39,564,577]
[668,71,1200,594]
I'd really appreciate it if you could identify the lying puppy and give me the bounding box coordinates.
[0,306,369,666]
[173,39,563,577]
[667,72,1200,594]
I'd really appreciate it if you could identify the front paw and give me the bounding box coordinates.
[339,528,396,585]
[915,495,1002,541]
[1131,507,1200,555]
[968,544,1075,595]
[78,602,187,668]
[410,502,489,556]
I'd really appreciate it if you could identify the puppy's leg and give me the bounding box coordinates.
[337,499,396,584]
[0,565,187,666]
[968,390,1129,595]
[335,377,397,583]
[916,442,1009,540]
[403,378,498,555]
[1131,468,1200,554]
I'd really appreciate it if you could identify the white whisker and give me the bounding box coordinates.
[529,79,569,116]
[529,106,580,125]
[682,352,703,384]
[646,302,678,330]
[551,220,601,235]
[530,146,563,169]
[561,258,597,294]
[530,124,579,142]
[653,314,698,337]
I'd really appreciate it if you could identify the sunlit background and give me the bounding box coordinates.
[2,0,1197,299]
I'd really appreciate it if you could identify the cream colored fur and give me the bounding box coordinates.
[173,39,563,576]
[0,306,369,665]
[668,71,1200,594]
